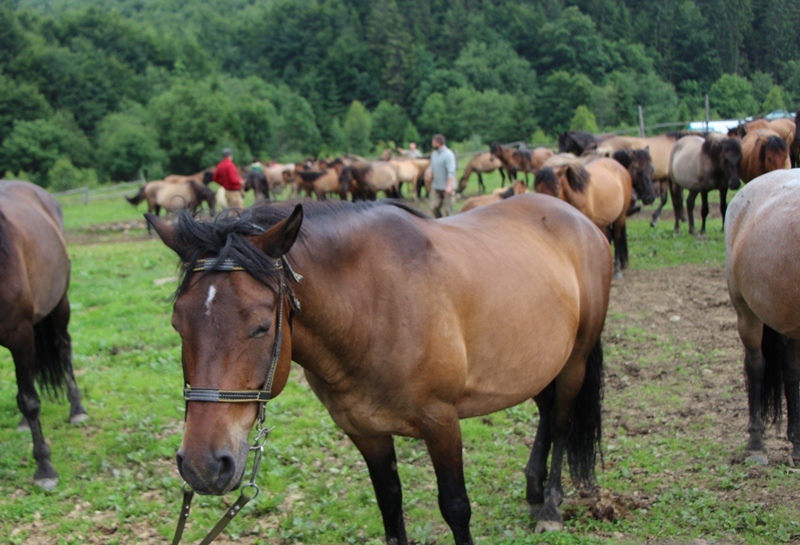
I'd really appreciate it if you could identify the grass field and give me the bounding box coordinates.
[0,172,797,544]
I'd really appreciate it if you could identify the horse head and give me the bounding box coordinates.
[190,181,216,215]
[147,206,303,496]
[759,134,789,172]
[613,148,655,205]
[705,135,743,190]
[533,167,562,199]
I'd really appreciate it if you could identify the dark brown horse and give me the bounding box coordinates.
[148,195,612,544]
[0,181,88,490]
[489,142,523,184]
[557,131,615,156]
[725,169,800,466]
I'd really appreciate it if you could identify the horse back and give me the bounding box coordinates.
[726,170,800,338]
[583,158,631,226]
[0,181,69,323]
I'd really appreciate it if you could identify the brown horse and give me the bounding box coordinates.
[725,169,800,466]
[534,158,631,278]
[557,131,615,156]
[459,180,526,212]
[739,129,790,184]
[148,195,611,543]
[349,161,400,199]
[489,142,523,184]
[457,152,505,195]
[513,147,555,184]
[0,181,88,490]
[662,134,742,235]
[126,180,216,233]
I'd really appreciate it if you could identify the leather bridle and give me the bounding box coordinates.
[171,255,301,544]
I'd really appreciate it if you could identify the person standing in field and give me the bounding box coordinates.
[398,141,423,158]
[213,147,244,209]
[249,156,264,173]
[429,134,456,218]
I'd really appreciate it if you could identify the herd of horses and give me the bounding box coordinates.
[3,110,800,545]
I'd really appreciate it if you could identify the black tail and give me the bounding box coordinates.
[33,313,68,397]
[758,325,789,425]
[126,185,146,206]
[567,339,604,487]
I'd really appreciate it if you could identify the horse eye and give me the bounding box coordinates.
[250,325,270,338]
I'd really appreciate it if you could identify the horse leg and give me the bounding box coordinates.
[51,294,88,424]
[781,339,800,464]
[699,191,710,236]
[612,221,628,278]
[525,384,555,511]
[348,434,408,545]
[718,186,729,230]
[499,168,506,188]
[670,182,685,234]
[685,190,698,236]
[8,324,58,489]
[477,173,485,194]
[421,411,473,545]
[735,303,769,464]
[650,179,670,227]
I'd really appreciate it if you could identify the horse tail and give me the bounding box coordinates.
[617,223,628,270]
[757,325,789,425]
[567,339,604,488]
[125,185,146,206]
[33,312,68,396]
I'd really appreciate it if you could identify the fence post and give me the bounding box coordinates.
[638,105,645,137]
[704,94,710,133]
[83,186,89,205]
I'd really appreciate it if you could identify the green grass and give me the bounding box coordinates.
[0,183,797,544]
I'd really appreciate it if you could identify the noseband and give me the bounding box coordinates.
[172,254,302,545]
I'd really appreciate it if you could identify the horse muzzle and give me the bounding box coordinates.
[176,441,249,495]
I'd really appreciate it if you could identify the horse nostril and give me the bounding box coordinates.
[216,451,237,488]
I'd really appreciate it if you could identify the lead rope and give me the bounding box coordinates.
[171,274,289,544]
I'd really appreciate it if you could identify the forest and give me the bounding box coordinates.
[1,0,798,188]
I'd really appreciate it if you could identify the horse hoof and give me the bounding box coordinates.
[649,221,657,228]
[34,477,58,491]
[613,271,623,280]
[535,520,564,533]
[745,451,768,466]
[70,413,89,425]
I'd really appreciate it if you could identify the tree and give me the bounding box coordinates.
[96,112,165,182]
[761,85,786,113]
[710,74,758,118]
[343,101,372,155]
[48,156,98,192]
[571,105,600,133]
[453,40,535,94]
[0,75,52,144]
[371,101,408,146]
[417,93,448,143]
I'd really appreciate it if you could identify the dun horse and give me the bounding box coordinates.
[739,129,790,184]
[534,158,632,278]
[725,169,800,466]
[0,181,88,490]
[148,194,612,544]
[126,180,216,233]
[662,134,742,235]
[459,180,526,212]
[457,152,505,195]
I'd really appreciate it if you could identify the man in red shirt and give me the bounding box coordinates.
[213,148,244,209]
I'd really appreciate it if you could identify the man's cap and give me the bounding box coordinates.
[222,147,233,157]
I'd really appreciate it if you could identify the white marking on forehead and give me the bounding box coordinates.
[205,285,217,316]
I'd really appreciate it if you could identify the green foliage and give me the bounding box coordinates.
[710,73,758,118]
[0,74,52,143]
[761,85,787,113]
[571,105,600,133]
[453,39,535,94]
[343,100,372,156]
[96,112,164,182]
[47,156,98,191]
[371,101,408,147]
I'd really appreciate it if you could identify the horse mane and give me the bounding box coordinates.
[297,170,326,183]
[758,135,788,164]
[169,200,428,298]
[489,142,501,155]
[611,150,632,169]
[499,185,517,199]
[533,167,559,194]
[665,130,701,140]
[564,163,589,193]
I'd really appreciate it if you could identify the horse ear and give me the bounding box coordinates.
[146,213,185,257]
[255,204,304,259]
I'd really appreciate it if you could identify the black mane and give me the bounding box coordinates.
[169,200,427,298]
[533,167,559,194]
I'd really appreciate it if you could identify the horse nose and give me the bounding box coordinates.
[176,448,239,494]
[729,178,742,190]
